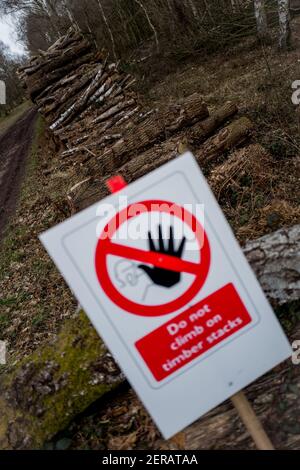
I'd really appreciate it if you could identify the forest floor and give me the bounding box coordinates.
[0,38,300,450]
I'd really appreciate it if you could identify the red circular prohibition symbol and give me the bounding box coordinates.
[95,200,211,316]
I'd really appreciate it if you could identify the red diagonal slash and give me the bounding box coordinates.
[95,200,211,316]
[103,240,200,275]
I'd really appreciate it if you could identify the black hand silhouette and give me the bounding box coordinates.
[139,225,186,288]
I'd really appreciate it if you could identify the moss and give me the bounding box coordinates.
[0,310,122,449]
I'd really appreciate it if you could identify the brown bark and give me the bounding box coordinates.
[0,225,298,449]
[27,51,96,101]
[194,116,254,164]
[28,38,92,78]
[59,93,208,163]
[97,93,208,174]
[19,28,140,157]
[69,103,242,212]
[38,67,97,118]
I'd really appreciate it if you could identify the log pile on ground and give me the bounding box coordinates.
[18,27,140,159]
[19,27,256,215]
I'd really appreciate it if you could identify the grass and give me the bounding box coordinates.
[0,112,76,359]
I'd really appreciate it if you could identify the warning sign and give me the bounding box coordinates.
[136,283,252,381]
[40,152,291,439]
[95,200,210,316]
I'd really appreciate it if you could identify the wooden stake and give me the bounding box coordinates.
[231,391,275,450]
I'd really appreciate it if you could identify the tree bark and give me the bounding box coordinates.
[68,102,239,212]
[195,116,254,164]
[278,0,291,49]
[254,0,268,40]
[0,311,124,450]
[19,28,140,157]
[95,94,208,175]
[243,224,300,305]
[0,224,299,449]
[69,103,239,211]
[27,51,95,101]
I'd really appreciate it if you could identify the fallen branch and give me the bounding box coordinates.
[195,116,254,163]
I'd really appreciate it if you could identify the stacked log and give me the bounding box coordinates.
[67,104,254,212]
[18,27,140,157]
[19,27,258,217]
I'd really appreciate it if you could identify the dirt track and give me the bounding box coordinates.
[0,107,37,239]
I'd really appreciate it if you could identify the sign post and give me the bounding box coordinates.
[40,152,291,445]
[231,391,274,450]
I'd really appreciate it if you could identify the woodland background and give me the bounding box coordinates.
[0,0,295,113]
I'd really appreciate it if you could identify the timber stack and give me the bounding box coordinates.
[19,27,255,215]
[18,27,140,158]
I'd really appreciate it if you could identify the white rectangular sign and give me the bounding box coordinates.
[40,152,291,438]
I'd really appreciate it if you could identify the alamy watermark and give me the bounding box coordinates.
[0,80,6,105]
[95,197,206,250]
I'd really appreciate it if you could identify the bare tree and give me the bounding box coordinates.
[0,0,276,63]
[95,0,117,60]
[187,0,199,19]
[133,0,159,51]
[254,0,268,40]
[278,0,290,49]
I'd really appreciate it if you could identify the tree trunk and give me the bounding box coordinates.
[278,0,290,49]
[133,0,159,51]
[19,28,140,156]
[96,0,117,60]
[243,224,300,304]
[69,105,248,214]
[0,311,124,450]
[254,0,268,40]
[0,224,299,449]
[195,116,254,164]
[27,50,95,101]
